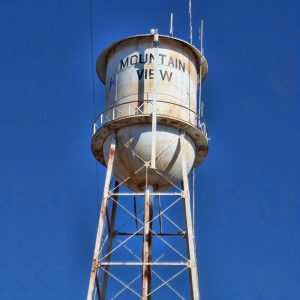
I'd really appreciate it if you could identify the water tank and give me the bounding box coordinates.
[92,34,208,192]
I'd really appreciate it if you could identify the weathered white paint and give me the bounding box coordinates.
[93,34,208,192]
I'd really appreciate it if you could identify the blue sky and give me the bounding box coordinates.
[0,0,299,299]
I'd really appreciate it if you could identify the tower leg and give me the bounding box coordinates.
[101,181,119,300]
[87,135,116,300]
[180,133,201,300]
[142,185,153,299]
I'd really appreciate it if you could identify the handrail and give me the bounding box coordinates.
[95,99,199,120]
[92,100,207,137]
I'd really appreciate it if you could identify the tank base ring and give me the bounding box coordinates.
[91,115,208,168]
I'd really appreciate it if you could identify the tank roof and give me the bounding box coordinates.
[96,34,208,84]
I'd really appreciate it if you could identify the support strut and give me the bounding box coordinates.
[180,132,201,300]
[142,185,153,299]
[87,135,116,300]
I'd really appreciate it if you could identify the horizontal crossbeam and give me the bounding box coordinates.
[110,192,183,196]
[97,261,189,266]
[114,231,186,236]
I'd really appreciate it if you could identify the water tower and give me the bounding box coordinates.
[87,31,208,299]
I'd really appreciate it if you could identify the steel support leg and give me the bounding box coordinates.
[87,135,116,300]
[180,133,201,300]
[101,181,119,300]
[142,186,153,299]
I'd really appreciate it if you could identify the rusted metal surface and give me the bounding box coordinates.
[142,186,153,299]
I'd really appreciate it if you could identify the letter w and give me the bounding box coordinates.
[160,70,173,82]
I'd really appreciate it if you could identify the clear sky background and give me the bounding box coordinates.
[0,0,299,299]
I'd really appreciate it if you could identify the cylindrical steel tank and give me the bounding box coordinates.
[92,34,208,192]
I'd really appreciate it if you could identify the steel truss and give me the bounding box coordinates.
[87,133,200,300]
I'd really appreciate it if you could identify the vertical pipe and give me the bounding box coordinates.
[180,133,200,300]
[151,32,159,169]
[87,135,116,300]
[142,185,153,299]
